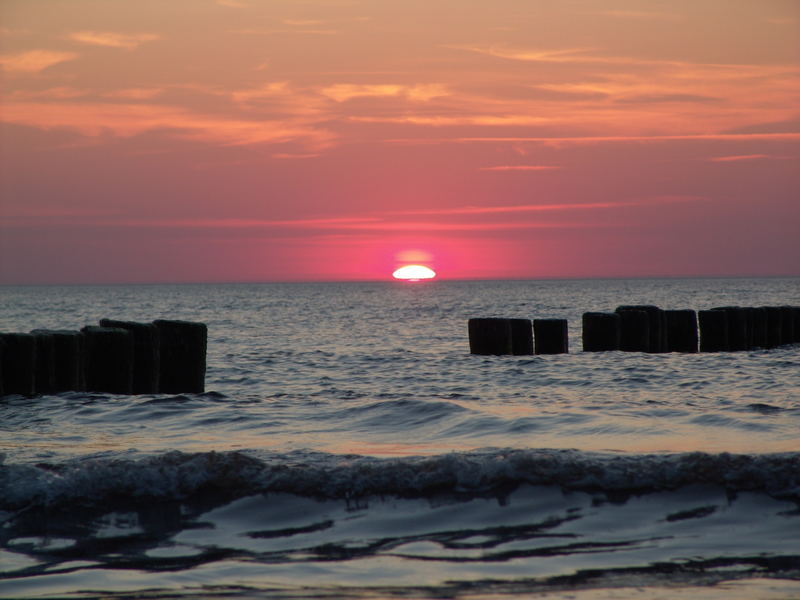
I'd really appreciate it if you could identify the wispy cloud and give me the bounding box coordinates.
[349,115,551,126]
[388,196,707,217]
[217,0,248,7]
[0,50,78,73]
[231,27,339,36]
[69,31,160,49]
[387,133,800,147]
[478,165,561,172]
[1,101,336,149]
[709,154,774,162]
[598,10,681,21]
[283,19,325,26]
[6,86,87,99]
[103,88,163,100]
[321,83,448,102]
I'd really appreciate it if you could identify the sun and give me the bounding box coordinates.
[392,265,436,281]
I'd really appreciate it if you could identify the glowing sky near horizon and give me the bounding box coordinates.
[1,0,798,283]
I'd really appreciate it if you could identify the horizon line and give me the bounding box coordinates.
[2,273,799,287]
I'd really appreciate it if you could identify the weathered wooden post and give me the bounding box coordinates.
[616,309,649,352]
[468,318,512,355]
[99,319,160,394]
[81,326,134,394]
[0,333,36,396]
[711,307,748,351]
[750,307,768,349]
[664,309,698,353]
[779,306,795,346]
[616,305,664,353]
[31,330,56,394]
[33,330,85,392]
[533,318,569,354]
[582,312,620,351]
[793,307,800,344]
[699,309,728,352]
[509,318,534,355]
[154,319,207,393]
[763,307,782,348]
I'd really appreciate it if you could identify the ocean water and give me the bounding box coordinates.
[1,278,798,599]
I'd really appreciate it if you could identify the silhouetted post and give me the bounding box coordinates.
[582,312,620,351]
[31,330,56,394]
[81,326,134,394]
[533,319,569,354]
[664,309,698,353]
[33,330,85,392]
[0,333,36,396]
[99,319,160,394]
[793,307,800,344]
[779,306,795,346]
[699,310,728,352]
[742,307,755,349]
[468,318,512,355]
[616,309,649,352]
[616,306,664,353]
[763,307,782,348]
[712,307,748,351]
[750,308,768,349]
[154,319,207,393]
[509,318,534,355]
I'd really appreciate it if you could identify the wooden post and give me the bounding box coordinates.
[533,319,568,354]
[616,309,649,352]
[31,330,56,394]
[699,309,728,352]
[711,307,748,351]
[99,319,160,394]
[616,305,664,353]
[33,330,85,393]
[750,307,768,349]
[0,333,36,396]
[763,307,782,348]
[509,319,534,356]
[582,312,620,351]
[664,309,698,353]
[779,306,795,346]
[468,318,512,355]
[154,320,207,393]
[81,326,134,394]
[793,307,800,344]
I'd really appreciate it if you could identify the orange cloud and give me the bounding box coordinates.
[0,50,78,72]
[321,83,448,102]
[69,31,160,49]
[103,88,164,99]
[1,101,335,149]
[349,115,551,126]
[388,133,800,147]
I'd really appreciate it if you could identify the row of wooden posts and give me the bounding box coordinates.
[469,305,800,355]
[0,319,207,397]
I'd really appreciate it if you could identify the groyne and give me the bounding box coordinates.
[0,319,206,397]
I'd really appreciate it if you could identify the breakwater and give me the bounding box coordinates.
[0,319,206,397]
[469,305,799,355]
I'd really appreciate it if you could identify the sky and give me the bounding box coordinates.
[1,0,798,284]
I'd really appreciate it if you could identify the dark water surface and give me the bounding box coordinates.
[1,278,799,599]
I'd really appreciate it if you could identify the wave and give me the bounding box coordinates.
[2,448,798,511]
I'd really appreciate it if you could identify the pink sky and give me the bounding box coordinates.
[1,0,798,283]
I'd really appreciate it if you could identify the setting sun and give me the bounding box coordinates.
[392,265,436,281]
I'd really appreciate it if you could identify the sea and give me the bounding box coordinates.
[1,277,799,600]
